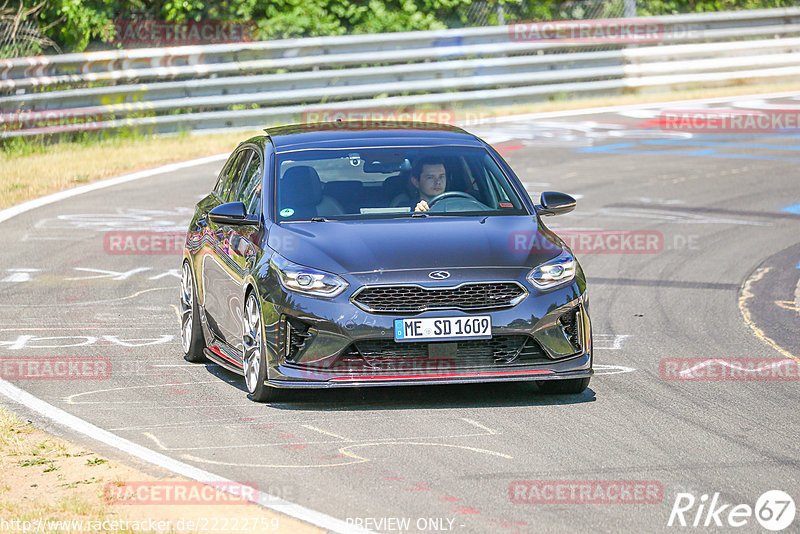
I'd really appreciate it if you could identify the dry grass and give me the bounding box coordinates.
[0,131,257,210]
[0,406,322,533]
[0,407,33,456]
[2,80,800,211]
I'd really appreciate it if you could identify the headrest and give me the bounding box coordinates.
[324,180,364,196]
[281,166,322,206]
[383,173,414,196]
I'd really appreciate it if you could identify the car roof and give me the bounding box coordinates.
[263,121,485,152]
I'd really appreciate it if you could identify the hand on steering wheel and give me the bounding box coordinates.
[427,191,479,208]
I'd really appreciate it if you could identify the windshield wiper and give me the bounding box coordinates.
[410,212,429,218]
[310,216,327,222]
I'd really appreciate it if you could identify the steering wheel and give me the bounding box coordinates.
[427,191,481,209]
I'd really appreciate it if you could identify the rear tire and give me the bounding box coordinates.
[243,293,281,403]
[180,262,206,363]
[537,377,590,394]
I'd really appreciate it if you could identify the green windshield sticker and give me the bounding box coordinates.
[279,208,294,217]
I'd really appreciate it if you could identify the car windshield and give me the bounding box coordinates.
[275,146,528,221]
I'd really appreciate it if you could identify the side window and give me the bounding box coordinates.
[482,154,522,209]
[236,151,264,217]
[213,152,239,197]
[222,150,253,202]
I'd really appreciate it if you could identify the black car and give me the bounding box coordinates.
[180,121,591,402]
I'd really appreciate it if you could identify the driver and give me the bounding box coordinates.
[408,157,447,212]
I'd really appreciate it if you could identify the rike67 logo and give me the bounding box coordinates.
[668,490,795,531]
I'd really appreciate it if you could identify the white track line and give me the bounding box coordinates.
[0,153,370,534]
[0,153,228,225]
[0,380,369,534]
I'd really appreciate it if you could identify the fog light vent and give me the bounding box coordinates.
[280,316,311,362]
[559,307,581,352]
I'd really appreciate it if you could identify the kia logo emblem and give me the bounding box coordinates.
[428,271,450,280]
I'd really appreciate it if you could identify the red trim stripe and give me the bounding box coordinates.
[209,345,243,368]
[329,369,552,381]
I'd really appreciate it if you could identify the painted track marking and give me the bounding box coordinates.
[460,418,498,434]
[64,381,223,405]
[738,267,800,364]
[593,364,636,375]
[182,441,512,469]
[140,428,503,452]
[0,380,369,533]
[339,442,512,460]
[302,425,354,441]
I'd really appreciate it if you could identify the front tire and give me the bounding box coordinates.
[180,262,206,363]
[243,293,281,402]
[537,377,590,394]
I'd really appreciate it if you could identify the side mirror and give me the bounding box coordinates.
[208,202,259,225]
[536,191,576,217]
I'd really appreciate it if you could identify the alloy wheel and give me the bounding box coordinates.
[243,294,262,393]
[180,262,194,354]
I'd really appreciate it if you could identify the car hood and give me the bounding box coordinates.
[268,216,565,274]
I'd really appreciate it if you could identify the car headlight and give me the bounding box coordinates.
[270,253,349,298]
[527,250,576,290]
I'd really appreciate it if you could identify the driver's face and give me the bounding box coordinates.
[413,164,446,200]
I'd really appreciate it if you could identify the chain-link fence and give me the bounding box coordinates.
[0,2,59,60]
[2,0,797,57]
[442,0,631,28]
[0,19,39,58]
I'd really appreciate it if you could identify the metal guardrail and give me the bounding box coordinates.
[2,8,800,138]
[3,7,799,78]
[4,21,800,92]
[6,37,800,112]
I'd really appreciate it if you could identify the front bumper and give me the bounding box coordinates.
[267,368,592,389]
[259,267,591,388]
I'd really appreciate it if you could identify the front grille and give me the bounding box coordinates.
[352,282,526,313]
[559,307,581,351]
[332,335,549,371]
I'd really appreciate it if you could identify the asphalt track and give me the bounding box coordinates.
[2,93,800,533]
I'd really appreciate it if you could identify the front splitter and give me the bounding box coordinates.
[265,368,592,389]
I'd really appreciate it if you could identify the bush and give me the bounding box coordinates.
[13,0,800,55]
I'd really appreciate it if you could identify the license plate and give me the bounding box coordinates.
[394,316,492,342]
